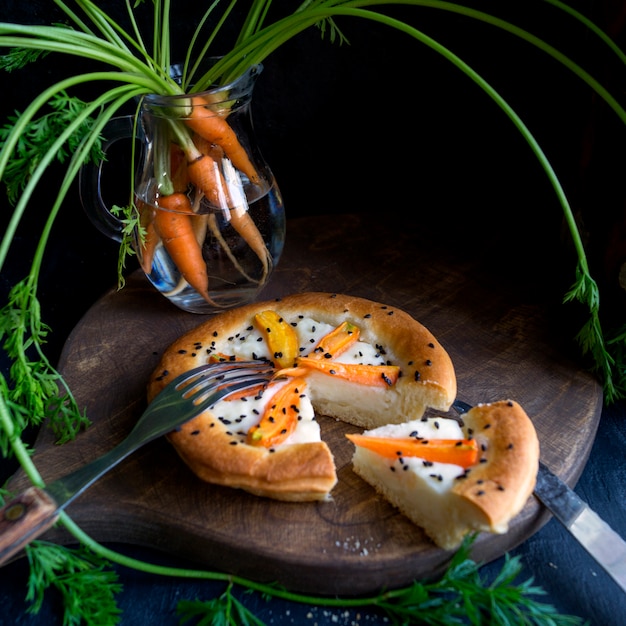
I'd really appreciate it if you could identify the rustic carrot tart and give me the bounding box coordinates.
[147,292,457,502]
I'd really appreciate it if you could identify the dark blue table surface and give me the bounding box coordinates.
[1,397,625,625]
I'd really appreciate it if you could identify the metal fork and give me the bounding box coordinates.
[0,359,274,565]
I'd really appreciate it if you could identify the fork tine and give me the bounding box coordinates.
[185,370,273,405]
[172,360,272,392]
[190,375,274,409]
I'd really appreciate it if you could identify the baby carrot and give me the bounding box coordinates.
[187,154,271,280]
[136,199,160,275]
[187,153,230,209]
[185,95,260,184]
[229,205,272,281]
[346,434,480,468]
[170,143,189,193]
[184,137,271,280]
[153,191,213,303]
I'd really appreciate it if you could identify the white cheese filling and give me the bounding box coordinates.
[209,316,396,445]
[209,378,319,445]
[360,417,467,493]
[219,316,391,366]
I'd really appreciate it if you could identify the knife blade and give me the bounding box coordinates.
[534,461,626,595]
[451,399,626,595]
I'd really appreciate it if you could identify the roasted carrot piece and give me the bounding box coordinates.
[207,352,241,364]
[295,356,400,387]
[310,321,360,360]
[253,310,299,368]
[246,377,308,448]
[346,434,479,468]
[185,95,260,184]
[272,365,311,379]
[154,192,213,303]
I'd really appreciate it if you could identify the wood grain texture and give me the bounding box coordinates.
[6,214,603,595]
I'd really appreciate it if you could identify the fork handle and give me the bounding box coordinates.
[0,487,59,566]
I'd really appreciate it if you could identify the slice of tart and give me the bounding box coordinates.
[346,400,540,549]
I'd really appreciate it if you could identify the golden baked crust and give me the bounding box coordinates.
[147,292,457,502]
[170,413,337,501]
[452,400,540,532]
[349,399,540,549]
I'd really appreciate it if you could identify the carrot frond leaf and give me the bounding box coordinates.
[0,92,105,204]
[0,48,50,72]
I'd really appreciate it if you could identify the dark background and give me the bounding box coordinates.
[1,0,625,351]
[1,1,626,624]
[0,0,620,527]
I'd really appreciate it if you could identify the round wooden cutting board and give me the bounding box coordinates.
[7,213,603,595]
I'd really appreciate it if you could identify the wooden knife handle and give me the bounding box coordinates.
[0,486,60,566]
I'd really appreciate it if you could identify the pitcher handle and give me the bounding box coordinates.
[79,115,136,243]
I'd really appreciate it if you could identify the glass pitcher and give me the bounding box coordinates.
[80,63,285,314]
